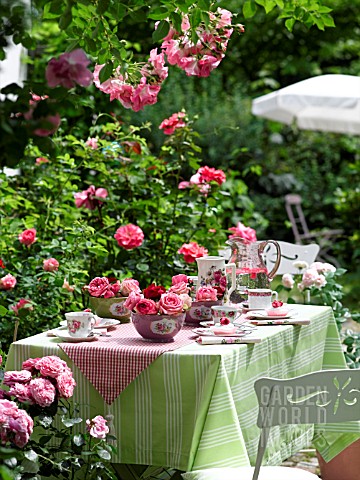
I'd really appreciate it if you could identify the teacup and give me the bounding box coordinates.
[65,311,95,338]
[248,289,278,310]
[211,305,242,324]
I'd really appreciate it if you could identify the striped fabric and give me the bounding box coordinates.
[5,305,360,472]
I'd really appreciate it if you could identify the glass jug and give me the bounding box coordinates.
[225,237,281,304]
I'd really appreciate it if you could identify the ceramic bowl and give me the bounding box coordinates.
[185,300,222,325]
[132,312,186,342]
[89,296,131,322]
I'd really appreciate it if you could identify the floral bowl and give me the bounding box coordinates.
[132,312,186,342]
[185,300,222,325]
[89,296,131,322]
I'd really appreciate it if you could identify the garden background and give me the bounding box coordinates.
[1,0,359,360]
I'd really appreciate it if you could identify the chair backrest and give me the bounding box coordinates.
[262,240,320,275]
[251,369,360,480]
[285,194,311,243]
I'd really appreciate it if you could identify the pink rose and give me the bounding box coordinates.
[10,298,33,316]
[46,49,93,89]
[196,286,218,302]
[314,274,327,288]
[159,292,184,315]
[310,262,336,274]
[29,378,56,408]
[198,166,226,185]
[168,282,189,295]
[85,277,110,297]
[179,293,192,310]
[43,258,59,272]
[301,268,319,288]
[172,274,188,285]
[3,370,32,387]
[86,138,98,149]
[114,224,144,250]
[57,371,76,398]
[22,357,41,373]
[74,185,108,210]
[120,278,141,296]
[9,384,34,404]
[86,415,109,439]
[135,298,159,315]
[282,273,295,289]
[35,157,49,165]
[0,401,33,448]
[159,112,186,135]
[178,242,208,263]
[35,356,68,378]
[124,291,143,311]
[0,274,17,290]
[18,228,37,246]
[228,222,257,243]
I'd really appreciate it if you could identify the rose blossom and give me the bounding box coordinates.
[282,273,295,289]
[124,291,143,311]
[135,298,159,315]
[143,284,166,300]
[0,274,16,290]
[159,112,186,135]
[35,356,68,378]
[198,166,226,186]
[178,242,208,263]
[228,222,257,243]
[172,274,188,285]
[114,224,144,250]
[86,137,98,149]
[43,258,59,272]
[9,384,34,404]
[159,292,184,315]
[57,371,76,398]
[22,358,41,373]
[46,49,93,89]
[120,278,141,296]
[314,274,327,288]
[168,282,189,295]
[196,286,218,302]
[29,378,56,408]
[179,293,192,310]
[74,185,108,210]
[86,415,109,439]
[0,400,33,448]
[310,262,336,274]
[10,298,33,316]
[301,268,319,288]
[35,157,49,165]
[3,370,32,387]
[85,277,110,297]
[18,228,37,246]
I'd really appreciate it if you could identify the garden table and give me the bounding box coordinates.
[5,305,360,473]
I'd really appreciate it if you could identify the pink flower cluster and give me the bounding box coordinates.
[18,228,37,246]
[35,156,49,165]
[161,8,241,77]
[179,165,226,195]
[93,48,168,112]
[228,222,257,243]
[43,258,59,272]
[282,262,335,291]
[0,399,34,448]
[159,112,186,135]
[10,298,33,316]
[0,273,16,290]
[178,242,208,263]
[86,415,109,439]
[2,356,76,408]
[114,224,144,250]
[46,49,93,89]
[74,185,108,210]
[84,276,140,298]
[123,275,192,315]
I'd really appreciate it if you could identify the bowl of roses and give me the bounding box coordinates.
[123,275,192,342]
[83,276,141,322]
[185,285,223,325]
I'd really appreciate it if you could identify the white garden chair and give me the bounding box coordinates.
[182,369,360,480]
[262,240,320,275]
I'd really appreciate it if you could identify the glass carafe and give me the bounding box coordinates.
[225,237,281,304]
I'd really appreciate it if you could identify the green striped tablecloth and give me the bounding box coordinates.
[5,305,360,471]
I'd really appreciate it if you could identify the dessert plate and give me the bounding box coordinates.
[192,328,249,337]
[53,329,97,342]
[245,310,297,320]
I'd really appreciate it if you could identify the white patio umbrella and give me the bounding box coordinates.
[251,74,360,135]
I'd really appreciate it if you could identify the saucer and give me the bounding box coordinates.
[53,329,97,343]
[192,328,249,337]
[60,318,120,329]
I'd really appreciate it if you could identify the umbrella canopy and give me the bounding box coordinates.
[251,74,360,135]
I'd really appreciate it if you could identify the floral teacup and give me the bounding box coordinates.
[211,305,242,324]
[65,311,95,338]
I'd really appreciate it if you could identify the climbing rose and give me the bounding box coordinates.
[114,224,144,250]
[198,166,226,185]
[0,274,16,290]
[159,112,186,135]
[43,258,59,272]
[18,228,37,246]
[178,242,208,263]
[46,49,93,89]
[10,299,33,316]
[86,415,109,439]
[228,222,257,243]
[74,185,108,210]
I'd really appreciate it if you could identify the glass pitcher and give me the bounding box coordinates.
[225,237,281,304]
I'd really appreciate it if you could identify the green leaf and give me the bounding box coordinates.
[73,434,86,446]
[148,6,170,20]
[137,263,149,272]
[0,305,7,316]
[152,20,170,43]
[97,0,110,15]
[243,0,257,18]
[99,61,114,84]
[59,8,73,30]
[285,18,296,31]
[198,0,211,10]
[170,11,182,33]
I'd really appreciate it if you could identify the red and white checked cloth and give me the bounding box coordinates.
[58,323,196,405]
